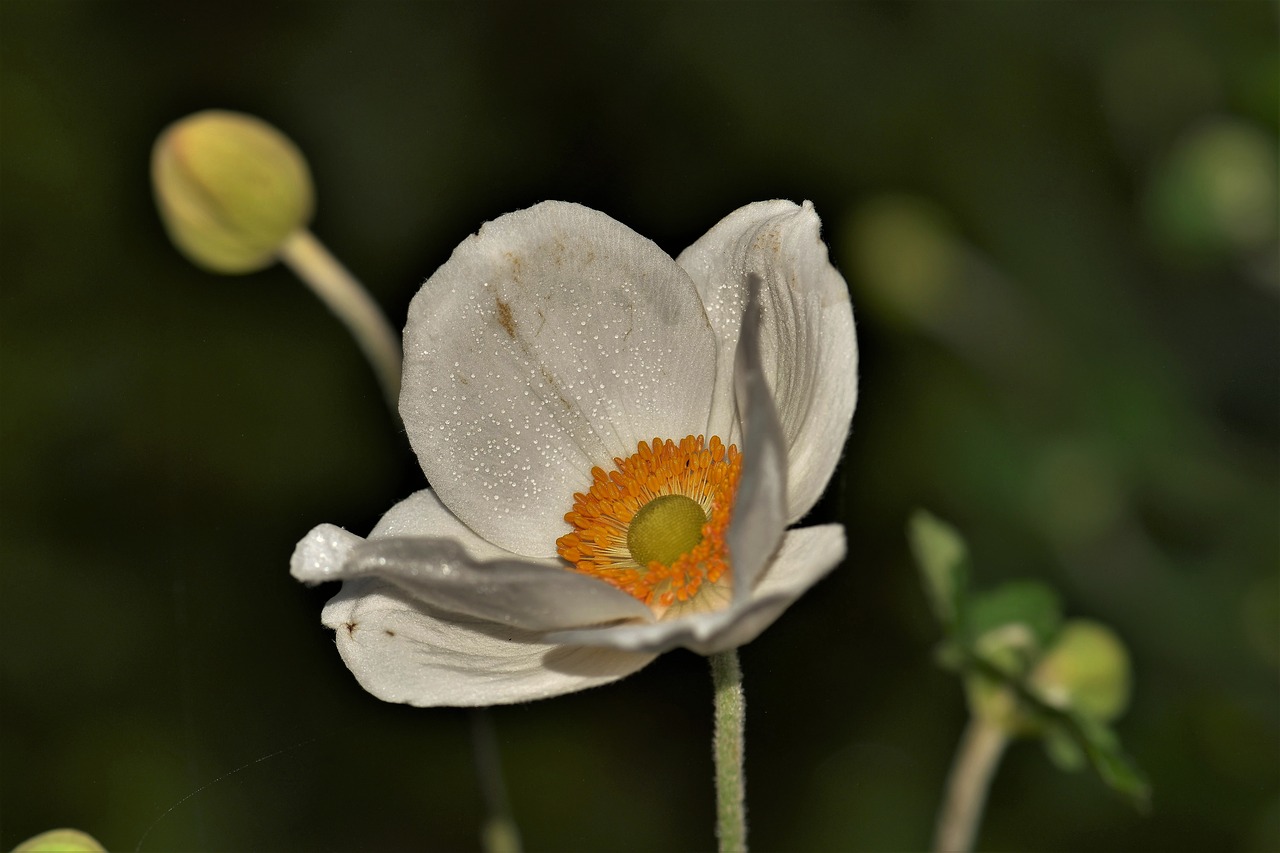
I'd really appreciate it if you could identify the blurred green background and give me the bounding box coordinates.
[2,2,1277,851]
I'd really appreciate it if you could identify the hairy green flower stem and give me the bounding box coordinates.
[934,716,1009,853]
[711,649,747,853]
[278,229,402,411]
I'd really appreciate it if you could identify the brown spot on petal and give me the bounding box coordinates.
[344,621,358,636]
[496,297,516,339]
[384,629,396,637]
[502,250,524,283]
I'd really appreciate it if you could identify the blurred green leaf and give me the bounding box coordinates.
[1044,727,1087,772]
[966,580,1062,651]
[1065,713,1152,812]
[971,623,1041,681]
[907,509,970,632]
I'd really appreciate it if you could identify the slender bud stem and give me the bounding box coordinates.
[934,716,1008,853]
[281,230,520,853]
[278,228,402,411]
[471,709,522,853]
[711,649,747,852]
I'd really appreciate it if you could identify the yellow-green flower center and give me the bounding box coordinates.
[626,494,706,567]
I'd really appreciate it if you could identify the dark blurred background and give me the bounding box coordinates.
[2,2,1276,851]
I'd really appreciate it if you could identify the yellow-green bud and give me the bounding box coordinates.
[12,829,105,853]
[963,672,1025,734]
[1030,620,1131,722]
[152,110,314,274]
[846,195,962,329]
[1146,119,1278,255]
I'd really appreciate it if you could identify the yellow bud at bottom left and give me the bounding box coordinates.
[12,829,105,853]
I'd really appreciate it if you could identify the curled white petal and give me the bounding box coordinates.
[343,536,653,632]
[302,490,655,706]
[726,273,788,600]
[291,523,363,584]
[677,200,858,522]
[306,490,652,632]
[546,524,846,655]
[322,579,656,708]
[749,523,847,600]
[400,201,718,559]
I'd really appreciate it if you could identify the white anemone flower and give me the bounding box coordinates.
[291,200,857,707]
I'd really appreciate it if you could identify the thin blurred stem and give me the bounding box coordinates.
[711,650,747,852]
[471,709,522,853]
[280,229,519,853]
[934,716,1008,853]
[278,228,402,412]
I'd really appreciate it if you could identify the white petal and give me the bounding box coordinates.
[546,524,846,655]
[366,488,508,551]
[748,523,847,600]
[343,537,653,631]
[677,200,858,522]
[726,274,788,600]
[300,490,652,631]
[368,488,540,558]
[401,201,719,558]
[321,579,656,707]
[290,523,363,584]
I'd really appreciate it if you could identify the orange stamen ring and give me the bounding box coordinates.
[556,435,741,613]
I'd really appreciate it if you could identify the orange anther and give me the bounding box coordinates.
[556,434,741,615]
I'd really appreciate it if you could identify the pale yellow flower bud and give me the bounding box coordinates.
[152,110,314,273]
[12,829,105,853]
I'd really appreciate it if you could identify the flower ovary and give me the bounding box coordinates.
[627,494,706,568]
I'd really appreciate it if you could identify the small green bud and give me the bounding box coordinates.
[12,829,105,852]
[1030,620,1131,722]
[964,672,1026,734]
[152,109,314,273]
[847,195,962,328]
[1146,119,1278,256]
